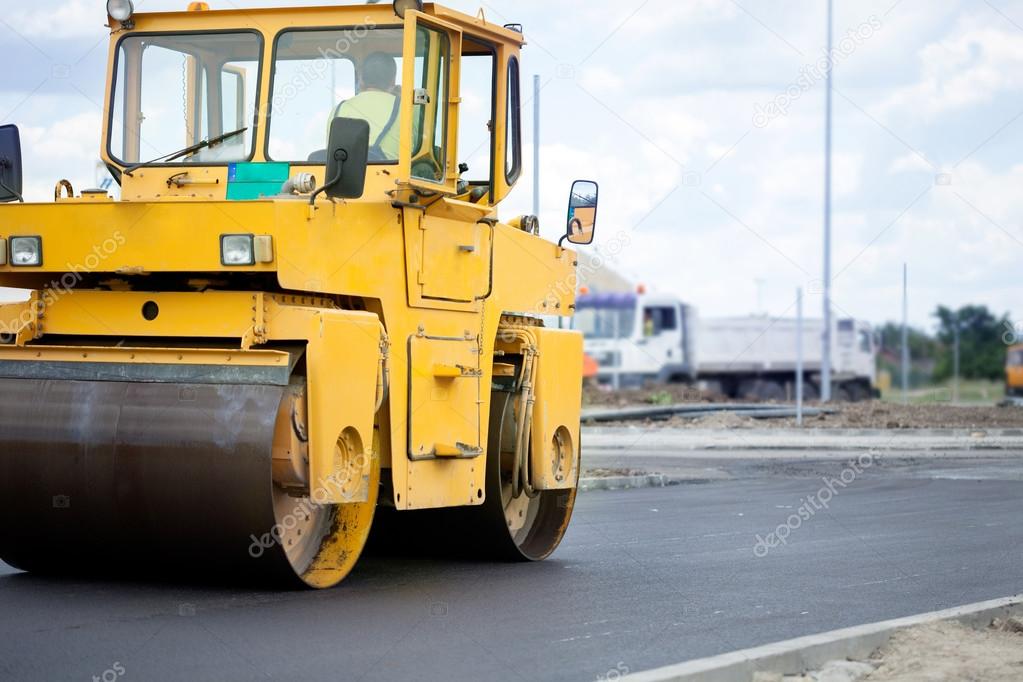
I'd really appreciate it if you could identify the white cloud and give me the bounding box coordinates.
[888,152,934,175]
[9,0,107,40]
[882,25,1023,118]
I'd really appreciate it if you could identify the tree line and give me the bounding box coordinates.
[876,305,1014,386]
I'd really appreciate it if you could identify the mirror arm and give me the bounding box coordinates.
[309,151,347,206]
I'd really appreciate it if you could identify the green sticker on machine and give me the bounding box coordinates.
[226,162,291,200]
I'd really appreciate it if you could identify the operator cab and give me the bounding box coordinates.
[100,0,525,204]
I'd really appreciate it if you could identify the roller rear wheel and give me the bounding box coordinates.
[477,390,577,561]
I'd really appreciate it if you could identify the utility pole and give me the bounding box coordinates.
[901,263,909,405]
[953,310,960,404]
[796,288,804,426]
[821,0,834,403]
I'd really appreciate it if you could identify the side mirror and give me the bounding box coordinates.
[564,180,598,246]
[0,125,23,203]
[310,117,370,204]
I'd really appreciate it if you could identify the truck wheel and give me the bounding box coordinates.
[755,380,786,401]
[846,382,870,402]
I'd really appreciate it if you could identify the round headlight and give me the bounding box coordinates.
[107,0,135,22]
[393,0,424,19]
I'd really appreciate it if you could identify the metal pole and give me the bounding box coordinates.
[821,0,834,403]
[532,74,541,219]
[953,310,960,404]
[796,288,804,426]
[612,312,620,392]
[901,263,909,405]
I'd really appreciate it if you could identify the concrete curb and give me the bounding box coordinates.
[582,427,1023,452]
[622,595,1023,682]
[579,474,681,491]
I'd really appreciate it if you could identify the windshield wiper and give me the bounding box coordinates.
[122,127,248,177]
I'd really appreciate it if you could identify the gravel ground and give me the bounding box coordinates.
[769,618,1023,682]
[583,387,1023,429]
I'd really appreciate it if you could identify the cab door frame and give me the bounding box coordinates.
[398,10,463,195]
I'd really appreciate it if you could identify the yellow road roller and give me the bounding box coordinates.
[0,0,597,589]
[1008,344,1023,398]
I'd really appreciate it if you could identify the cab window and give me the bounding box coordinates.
[268,28,405,163]
[643,307,677,337]
[457,37,496,191]
[411,25,451,184]
[505,56,522,183]
[858,330,872,353]
[109,32,261,165]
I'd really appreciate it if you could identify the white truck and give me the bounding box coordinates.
[574,291,878,401]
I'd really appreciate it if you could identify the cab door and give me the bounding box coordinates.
[638,304,683,378]
[398,13,491,308]
[398,11,462,195]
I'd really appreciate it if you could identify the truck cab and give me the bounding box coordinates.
[836,318,878,390]
[574,291,696,388]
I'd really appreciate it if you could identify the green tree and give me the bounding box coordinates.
[876,321,938,387]
[932,305,1011,381]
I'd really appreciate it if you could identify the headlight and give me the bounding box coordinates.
[107,0,135,22]
[221,234,255,266]
[10,236,42,267]
[393,0,424,19]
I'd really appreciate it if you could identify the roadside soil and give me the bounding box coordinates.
[771,617,1023,682]
[583,386,1023,429]
[861,619,1023,681]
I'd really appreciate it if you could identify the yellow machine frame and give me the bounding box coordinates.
[0,2,583,520]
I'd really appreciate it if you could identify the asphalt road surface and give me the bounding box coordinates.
[2,448,1022,682]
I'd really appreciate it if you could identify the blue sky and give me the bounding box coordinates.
[2,0,1022,331]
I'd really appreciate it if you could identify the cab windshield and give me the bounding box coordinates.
[268,25,448,180]
[109,32,262,165]
[574,296,638,340]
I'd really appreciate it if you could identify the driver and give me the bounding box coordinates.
[329,52,401,160]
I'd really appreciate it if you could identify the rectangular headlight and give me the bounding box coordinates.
[10,236,42,267]
[220,234,255,266]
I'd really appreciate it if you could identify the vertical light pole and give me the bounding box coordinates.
[821,0,834,403]
[796,288,805,426]
[901,263,909,405]
[533,74,541,219]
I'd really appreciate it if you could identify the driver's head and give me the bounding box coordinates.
[360,52,397,91]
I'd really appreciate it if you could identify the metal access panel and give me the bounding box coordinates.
[529,327,583,490]
[418,216,490,303]
[407,334,483,461]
